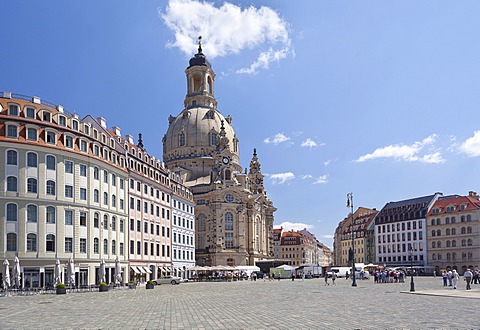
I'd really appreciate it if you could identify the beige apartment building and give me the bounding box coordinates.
[426,192,480,274]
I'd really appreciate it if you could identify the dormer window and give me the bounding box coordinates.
[8,104,19,116]
[64,135,74,149]
[58,116,66,126]
[101,134,106,144]
[84,125,90,135]
[46,131,56,144]
[25,107,35,119]
[93,129,98,139]
[6,124,18,138]
[72,120,79,131]
[42,111,51,122]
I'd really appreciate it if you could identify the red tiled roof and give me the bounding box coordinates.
[427,196,480,216]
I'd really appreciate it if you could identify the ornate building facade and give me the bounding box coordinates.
[162,43,276,266]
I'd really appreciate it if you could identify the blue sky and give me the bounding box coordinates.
[3,1,480,249]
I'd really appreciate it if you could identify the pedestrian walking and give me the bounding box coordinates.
[452,269,459,289]
[442,271,448,286]
[324,272,329,286]
[291,272,295,281]
[464,269,473,290]
[331,271,337,286]
[301,272,305,282]
[448,270,453,286]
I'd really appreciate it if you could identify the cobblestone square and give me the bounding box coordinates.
[0,277,479,329]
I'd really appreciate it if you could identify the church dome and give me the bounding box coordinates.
[163,107,239,164]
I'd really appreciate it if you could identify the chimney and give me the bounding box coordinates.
[112,126,121,137]
[468,191,479,200]
[126,134,134,144]
[97,117,107,128]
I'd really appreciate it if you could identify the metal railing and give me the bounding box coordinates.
[1,92,74,117]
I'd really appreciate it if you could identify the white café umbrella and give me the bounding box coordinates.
[114,257,122,284]
[67,257,75,287]
[12,256,21,288]
[54,259,62,286]
[3,259,10,289]
[99,259,106,284]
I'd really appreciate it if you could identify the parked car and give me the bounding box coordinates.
[153,276,182,285]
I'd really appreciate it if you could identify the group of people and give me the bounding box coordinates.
[373,270,406,283]
[441,269,476,290]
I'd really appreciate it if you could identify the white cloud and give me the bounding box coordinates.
[161,0,292,74]
[274,221,313,232]
[355,134,445,163]
[313,175,328,184]
[264,133,291,145]
[301,138,317,148]
[321,234,334,239]
[323,159,333,166]
[460,131,480,157]
[269,172,295,184]
[300,174,312,180]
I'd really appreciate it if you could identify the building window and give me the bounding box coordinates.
[7,150,17,165]
[80,212,87,226]
[59,116,66,126]
[26,107,35,118]
[64,135,74,148]
[26,178,37,193]
[211,132,217,145]
[65,237,73,253]
[7,176,18,192]
[6,124,18,138]
[103,215,108,230]
[111,174,116,186]
[94,213,99,228]
[27,205,37,222]
[45,180,57,196]
[27,233,37,252]
[224,213,234,231]
[93,167,99,180]
[80,140,88,152]
[112,195,116,207]
[94,238,99,254]
[80,238,87,253]
[6,233,17,251]
[46,206,56,223]
[120,219,124,233]
[42,111,51,122]
[65,161,73,174]
[112,240,116,255]
[46,131,56,144]
[179,132,186,147]
[103,239,108,255]
[46,155,56,170]
[79,164,87,176]
[111,217,116,231]
[27,128,37,141]
[94,189,99,203]
[65,185,73,198]
[80,188,87,200]
[104,192,108,205]
[8,104,19,116]
[27,152,37,167]
[6,203,17,221]
[65,210,73,225]
[46,234,55,252]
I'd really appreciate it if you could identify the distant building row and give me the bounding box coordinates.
[272,227,333,270]
[334,192,480,274]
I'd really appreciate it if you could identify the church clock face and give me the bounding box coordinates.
[222,156,229,164]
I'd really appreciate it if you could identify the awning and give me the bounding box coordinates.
[144,266,152,274]
[138,266,146,274]
[162,267,168,271]
[130,266,140,274]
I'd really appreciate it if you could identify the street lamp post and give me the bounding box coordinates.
[409,246,415,292]
[347,192,357,287]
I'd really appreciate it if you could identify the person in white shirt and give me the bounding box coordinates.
[452,269,460,289]
[464,269,473,290]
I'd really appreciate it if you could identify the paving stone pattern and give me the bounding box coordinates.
[0,277,479,329]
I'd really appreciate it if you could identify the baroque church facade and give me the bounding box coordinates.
[162,42,276,267]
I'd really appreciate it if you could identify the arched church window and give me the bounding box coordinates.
[224,212,234,230]
[211,133,217,146]
[193,75,202,92]
[197,214,206,232]
[207,76,213,94]
[179,132,186,147]
[225,169,231,180]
